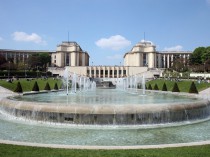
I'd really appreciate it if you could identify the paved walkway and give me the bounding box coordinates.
[0,86,210,149]
[0,86,17,100]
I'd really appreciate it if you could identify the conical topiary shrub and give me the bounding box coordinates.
[32,81,39,91]
[144,84,147,90]
[14,82,23,93]
[162,82,167,91]
[54,82,58,90]
[153,84,159,90]
[60,82,64,89]
[189,81,198,94]
[44,82,51,91]
[172,82,180,92]
[148,84,152,90]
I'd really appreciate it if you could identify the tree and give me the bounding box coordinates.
[189,47,205,65]
[148,84,152,90]
[44,82,51,90]
[39,53,51,71]
[14,82,23,93]
[189,82,198,94]
[153,84,159,90]
[0,54,7,69]
[172,82,180,92]
[32,81,40,91]
[54,82,58,90]
[28,54,41,71]
[162,83,167,91]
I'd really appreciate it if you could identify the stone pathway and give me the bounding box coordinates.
[0,86,17,100]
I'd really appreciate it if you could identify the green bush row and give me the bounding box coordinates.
[0,71,52,78]
[146,82,198,94]
[14,81,61,93]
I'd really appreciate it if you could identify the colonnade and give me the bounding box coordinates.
[161,53,190,68]
[87,66,128,78]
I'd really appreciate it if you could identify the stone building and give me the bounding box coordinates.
[51,41,89,67]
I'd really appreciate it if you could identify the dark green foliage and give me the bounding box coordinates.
[162,82,167,91]
[44,82,51,90]
[172,82,180,92]
[153,84,159,90]
[60,82,64,89]
[148,84,152,90]
[189,81,198,94]
[54,82,58,90]
[13,82,23,93]
[32,81,39,91]
[145,84,147,90]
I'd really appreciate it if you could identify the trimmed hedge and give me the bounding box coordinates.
[32,81,40,91]
[189,81,198,94]
[44,82,51,90]
[162,82,167,91]
[14,82,23,93]
[54,83,59,90]
[148,84,152,90]
[0,71,52,78]
[153,84,159,90]
[172,82,180,92]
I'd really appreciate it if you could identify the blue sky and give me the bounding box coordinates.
[0,0,210,65]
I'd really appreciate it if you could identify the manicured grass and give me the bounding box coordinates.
[0,144,210,157]
[0,78,62,92]
[146,79,210,92]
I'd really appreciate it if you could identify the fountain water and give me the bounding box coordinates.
[1,72,210,146]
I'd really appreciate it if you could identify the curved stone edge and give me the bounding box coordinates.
[0,139,210,150]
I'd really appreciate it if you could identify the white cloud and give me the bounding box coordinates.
[163,45,183,51]
[95,35,131,50]
[12,31,46,44]
[106,54,122,60]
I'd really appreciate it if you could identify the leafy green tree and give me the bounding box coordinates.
[39,53,51,71]
[189,47,205,65]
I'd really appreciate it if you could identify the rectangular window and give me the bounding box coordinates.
[123,70,126,75]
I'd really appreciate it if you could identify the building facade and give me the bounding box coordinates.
[51,41,89,67]
[0,49,53,64]
[124,40,192,69]
[0,40,192,78]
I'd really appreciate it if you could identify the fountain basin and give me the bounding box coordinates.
[1,91,210,125]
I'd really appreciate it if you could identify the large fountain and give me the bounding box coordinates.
[0,69,210,147]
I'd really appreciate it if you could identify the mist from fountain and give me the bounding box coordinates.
[116,74,145,94]
[63,68,96,94]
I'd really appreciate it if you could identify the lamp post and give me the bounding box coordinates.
[8,61,10,79]
[24,62,26,78]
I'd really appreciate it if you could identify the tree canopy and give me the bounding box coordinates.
[190,47,210,65]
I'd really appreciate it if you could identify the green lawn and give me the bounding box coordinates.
[0,144,210,157]
[0,78,62,92]
[146,79,210,92]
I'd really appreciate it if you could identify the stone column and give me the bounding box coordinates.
[167,54,170,68]
[163,54,166,68]
[171,54,173,67]
[99,67,101,78]
[148,52,155,68]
